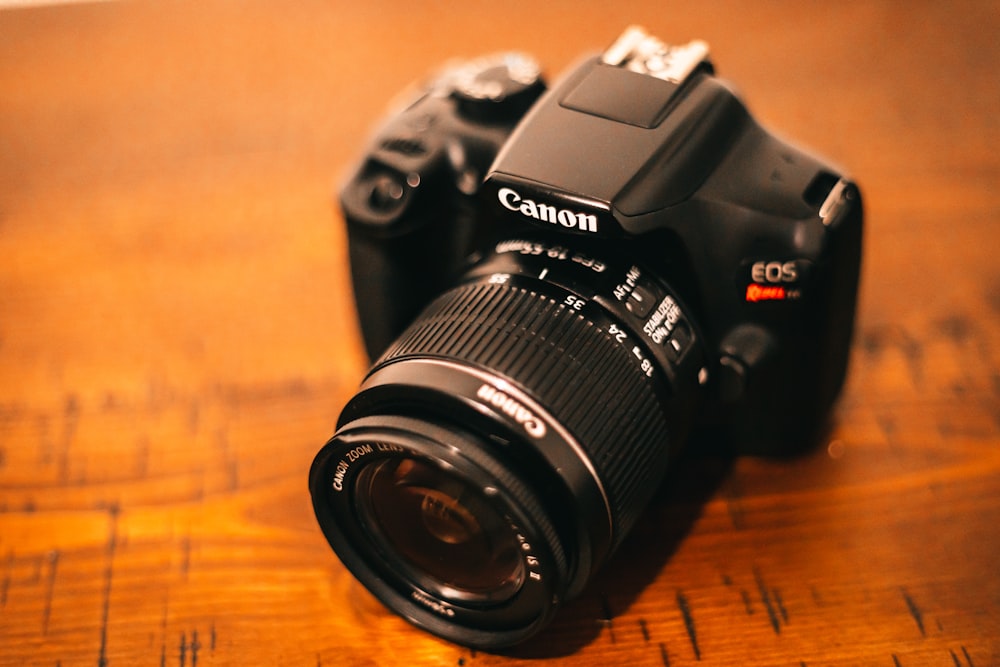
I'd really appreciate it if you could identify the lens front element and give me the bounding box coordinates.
[310,415,568,648]
[357,457,526,603]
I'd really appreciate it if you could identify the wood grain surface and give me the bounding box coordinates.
[1,1,998,665]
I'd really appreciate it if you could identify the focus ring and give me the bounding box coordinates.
[376,280,672,545]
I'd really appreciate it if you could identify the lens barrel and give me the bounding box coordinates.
[310,241,704,648]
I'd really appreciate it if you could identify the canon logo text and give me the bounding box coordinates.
[498,187,598,233]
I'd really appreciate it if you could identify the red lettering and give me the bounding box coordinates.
[745,283,787,303]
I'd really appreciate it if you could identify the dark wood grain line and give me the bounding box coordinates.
[180,535,191,579]
[900,588,926,637]
[753,566,781,634]
[658,642,670,666]
[740,589,754,615]
[675,591,700,661]
[159,597,168,667]
[1,550,11,608]
[96,506,120,667]
[962,645,975,667]
[191,629,201,667]
[773,587,788,624]
[41,550,59,635]
[58,395,80,484]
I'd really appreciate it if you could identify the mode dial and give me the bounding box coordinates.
[446,53,545,122]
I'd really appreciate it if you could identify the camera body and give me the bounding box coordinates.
[341,29,862,453]
[314,27,863,649]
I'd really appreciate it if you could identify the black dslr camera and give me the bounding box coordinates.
[310,27,862,649]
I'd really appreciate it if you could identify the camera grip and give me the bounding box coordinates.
[346,209,469,360]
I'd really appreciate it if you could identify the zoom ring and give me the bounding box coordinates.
[377,280,672,546]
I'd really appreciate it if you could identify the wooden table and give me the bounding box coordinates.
[1,1,997,665]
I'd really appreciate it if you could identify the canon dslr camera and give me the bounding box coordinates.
[310,27,863,649]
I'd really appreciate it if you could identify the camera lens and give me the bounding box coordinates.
[310,412,568,647]
[310,238,705,648]
[356,457,525,602]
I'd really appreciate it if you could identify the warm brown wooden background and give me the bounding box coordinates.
[1,1,998,665]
